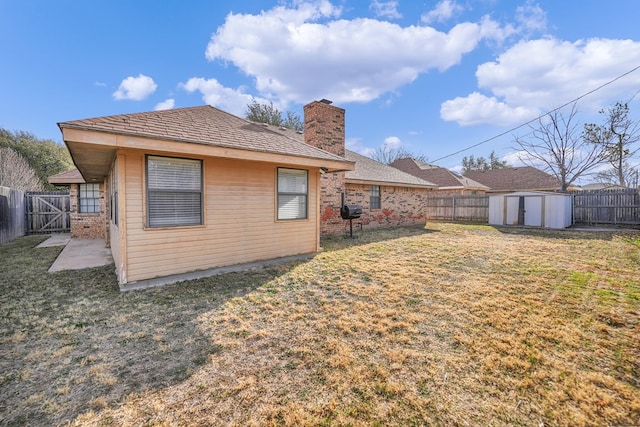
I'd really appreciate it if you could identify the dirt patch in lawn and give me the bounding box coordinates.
[1,224,638,426]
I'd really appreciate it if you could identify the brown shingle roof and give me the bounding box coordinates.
[464,167,561,192]
[48,168,85,184]
[390,158,488,190]
[344,151,436,188]
[264,124,436,188]
[58,105,349,164]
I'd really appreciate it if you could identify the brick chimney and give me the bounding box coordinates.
[304,99,346,235]
[303,99,345,157]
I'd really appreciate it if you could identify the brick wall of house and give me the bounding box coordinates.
[305,100,347,236]
[344,183,431,232]
[303,100,346,157]
[69,183,108,241]
[303,99,431,235]
[319,171,346,235]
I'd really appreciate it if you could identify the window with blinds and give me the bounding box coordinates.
[146,155,203,227]
[79,183,100,213]
[370,185,381,209]
[277,168,308,220]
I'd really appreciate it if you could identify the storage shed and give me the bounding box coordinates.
[489,191,573,229]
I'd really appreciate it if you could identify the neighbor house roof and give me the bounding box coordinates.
[58,105,354,181]
[578,183,629,191]
[48,168,85,184]
[390,158,489,191]
[464,167,562,192]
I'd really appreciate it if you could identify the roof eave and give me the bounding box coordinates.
[345,177,436,189]
[60,125,354,179]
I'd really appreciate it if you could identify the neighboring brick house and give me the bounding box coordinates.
[390,157,489,194]
[464,167,564,193]
[48,168,108,241]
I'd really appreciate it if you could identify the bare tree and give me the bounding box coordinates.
[595,163,640,188]
[370,144,428,164]
[583,102,640,187]
[513,103,605,191]
[0,147,44,190]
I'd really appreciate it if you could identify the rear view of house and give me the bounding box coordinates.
[58,103,354,289]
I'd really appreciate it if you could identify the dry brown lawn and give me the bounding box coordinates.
[1,223,638,426]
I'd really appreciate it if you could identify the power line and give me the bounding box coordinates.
[430,64,640,164]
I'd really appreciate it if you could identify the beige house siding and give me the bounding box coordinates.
[345,183,431,230]
[117,150,319,284]
[110,155,125,283]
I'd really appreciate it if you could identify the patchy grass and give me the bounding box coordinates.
[1,223,638,426]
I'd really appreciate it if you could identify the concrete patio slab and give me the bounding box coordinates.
[48,239,113,272]
[36,233,71,248]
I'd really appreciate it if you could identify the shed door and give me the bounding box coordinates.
[505,197,521,225]
[524,196,543,227]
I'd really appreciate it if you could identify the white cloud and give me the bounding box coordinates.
[370,0,401,20]
[441,38,640,126]
[421,0,464,24]
[154,98,175,110]
[346,137,376,157]
[501,150,534,167]
[180,77,265,117]
[383,136,402,149]
[205,1,509,105]
[441,92,538,126]
[113,74,157,101]
[515,1,548,36]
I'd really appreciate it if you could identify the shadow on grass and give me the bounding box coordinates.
[0,235,298,426]
[492,224,640,241]
[320,224,439,251]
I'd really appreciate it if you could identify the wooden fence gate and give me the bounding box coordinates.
[25,191,70,234]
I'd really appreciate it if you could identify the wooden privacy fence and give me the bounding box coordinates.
[0,186,26,244]
[26,191,70,234]
[572,188,640,225]
[425,195,489,222]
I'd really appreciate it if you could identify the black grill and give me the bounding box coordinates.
[340,204,362,220]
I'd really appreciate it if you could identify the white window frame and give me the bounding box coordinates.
[277,168,308,220]
[370,185,381,210]
[79,183,100,213]
[146,155,203,228]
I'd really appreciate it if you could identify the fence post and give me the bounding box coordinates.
[452,196,456,221]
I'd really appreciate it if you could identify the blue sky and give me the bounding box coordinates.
[2,0,640,173]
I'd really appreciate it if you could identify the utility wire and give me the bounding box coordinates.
[430,64,640,164]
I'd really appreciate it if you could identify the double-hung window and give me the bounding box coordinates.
[146,155,203,227]
[79,183,100,213]
[277,168,308,220]
[370,185,381,209]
